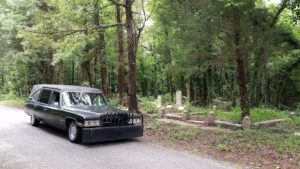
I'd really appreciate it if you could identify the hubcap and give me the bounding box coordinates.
[69,123,77,141]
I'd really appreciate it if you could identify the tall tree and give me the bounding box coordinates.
[125,0,138,112]
[115,3,125,103]
[94,0,109,96]
[232,7,250,119]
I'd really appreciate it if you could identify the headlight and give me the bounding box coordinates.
[129,118,142,125]
[84,120,101,127]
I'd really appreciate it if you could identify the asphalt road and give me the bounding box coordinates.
[0,105,235,169]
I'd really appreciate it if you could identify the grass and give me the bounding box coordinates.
[185,105,291,123]
[135,96,298,124]
[0,94,24,108]
[215,107,289,123]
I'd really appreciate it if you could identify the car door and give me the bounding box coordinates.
[25,89,42,118]
[46,90,66,130]
[36,89,52,123]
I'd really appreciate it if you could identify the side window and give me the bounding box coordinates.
[31,89,41,101]
[38,89,52,104]
[49,91,60,107]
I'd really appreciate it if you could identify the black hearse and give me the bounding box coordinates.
[24,84,143,143]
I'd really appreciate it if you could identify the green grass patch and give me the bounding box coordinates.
[0,94,24,108]
[214,107,289,123]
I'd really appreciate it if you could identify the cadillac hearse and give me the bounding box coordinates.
[24,84,143,143]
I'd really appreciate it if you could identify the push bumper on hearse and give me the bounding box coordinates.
[81,125,143,143]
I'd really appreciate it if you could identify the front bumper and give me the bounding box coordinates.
[81,125,143,143]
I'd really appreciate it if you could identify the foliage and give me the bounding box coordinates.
[0,94,24,108]
[0,0,300,117]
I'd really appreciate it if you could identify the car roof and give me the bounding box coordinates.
[30,84,102,96]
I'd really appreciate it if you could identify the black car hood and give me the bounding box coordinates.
[63,106,129,119]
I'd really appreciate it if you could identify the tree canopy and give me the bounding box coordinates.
[0,0,299,118]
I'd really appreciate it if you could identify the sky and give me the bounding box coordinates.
[265,0,281,5]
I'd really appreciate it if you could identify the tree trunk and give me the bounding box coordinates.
[59,60,64,84]
[81,61,93,86]
[115,4,125,103]
[125,0,138,112]
[99,33,108,96]
[233,10,250,120]
[71,59,75,85]
[164,28,173,101]
[94,0,108,96]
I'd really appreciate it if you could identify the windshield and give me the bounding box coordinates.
[62,92,108,107]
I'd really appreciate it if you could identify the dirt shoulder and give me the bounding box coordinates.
[143,117,300,169]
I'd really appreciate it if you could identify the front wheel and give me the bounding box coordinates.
[30,114,40,126]
[68,121,81,143]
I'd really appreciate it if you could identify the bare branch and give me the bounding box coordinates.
[271,0,289,27]
[108,0,125,7]
[100,3,115,10]
[135,0,156,31]
[26,23,124,38]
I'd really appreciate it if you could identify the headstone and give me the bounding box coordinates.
[178,106,185,111]
[242,116,252,129]
[213,99,230,111]
[186,83,190,103]
[166,105,173,109]
[213,105,217,111]
[182,110,190,121]
[165,105,173,113]
[159,107,165,117]
[156,95,162,108]
[176,90,182,106]
[207,111,216,126]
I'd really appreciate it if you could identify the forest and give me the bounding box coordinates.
[0,0,300,119]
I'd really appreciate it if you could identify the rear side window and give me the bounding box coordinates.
[49,91,60,106]
[38,89,52,104]
[31,89,41,101]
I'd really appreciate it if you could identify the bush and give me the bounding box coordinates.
[0,93,18,101]
[217,144,230,152]
[0,93,24,108]
[295,103,300,116]
[139,96,157,114]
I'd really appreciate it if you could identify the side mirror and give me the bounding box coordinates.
[28,97,33,101]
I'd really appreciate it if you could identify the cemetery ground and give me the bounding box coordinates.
[136,96,300,169]
[1,94,300,168]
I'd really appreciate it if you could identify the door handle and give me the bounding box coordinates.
[33,105,38,108]
[43,108,48,111]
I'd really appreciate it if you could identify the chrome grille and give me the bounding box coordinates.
[101,112,134,127]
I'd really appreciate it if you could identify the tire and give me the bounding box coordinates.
[30,114,40,126]
[68,121,81,143]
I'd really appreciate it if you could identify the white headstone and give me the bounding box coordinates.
[178,106,185,111]
[166,105,173,109]
[157,95,162,108]
[176,90,182,106]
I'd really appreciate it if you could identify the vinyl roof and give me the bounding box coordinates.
[30,84,102,95]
